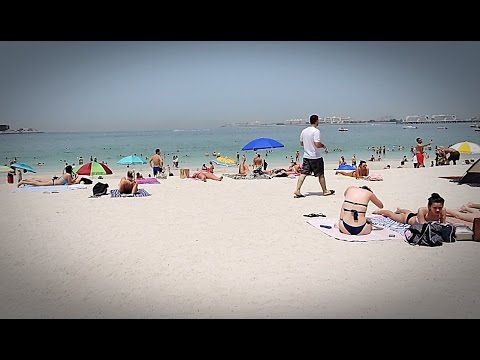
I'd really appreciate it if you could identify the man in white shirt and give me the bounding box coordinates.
[293,114,335,198]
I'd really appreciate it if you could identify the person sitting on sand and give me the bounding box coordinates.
[252,154,263,172]
[336,185,384,235]
[207,161,215,173]
[288,162,302,175]
[446,202,480,223]
[238,159,250,176]
[17,165,81,187]
[17,169,26,184]
[373,192,446,225]
[190,170,223,182]
[336,160,369,179]
[119,170,139,194]
[442,147,461,165]
[338,156,347,166]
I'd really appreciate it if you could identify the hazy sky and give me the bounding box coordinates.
[1,41,479,132]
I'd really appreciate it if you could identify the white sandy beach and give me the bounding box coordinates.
[0,161,479,318]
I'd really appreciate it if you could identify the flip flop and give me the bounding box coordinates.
[303,213,326,218]
[294,194,306,198]
[323,190,335,196]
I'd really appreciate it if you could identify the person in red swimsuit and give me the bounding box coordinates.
[415,137,432,168]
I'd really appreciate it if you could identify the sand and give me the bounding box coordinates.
[0,161,479,318]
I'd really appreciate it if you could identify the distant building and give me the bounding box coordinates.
[404,115,429,123]
[321,116,352,124]
[404,114,457,123]
[0,125,10,131]
[285,118,306,125]
[430,114,456,122]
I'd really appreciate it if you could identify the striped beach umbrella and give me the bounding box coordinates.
[74,161,113,176]
[451,141,480,154]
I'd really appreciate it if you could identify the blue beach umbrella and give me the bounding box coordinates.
[10,162,36,173]
[116,155,147,165]
[241,137,285,151]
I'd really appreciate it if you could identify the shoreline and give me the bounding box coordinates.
[2,157,457,180]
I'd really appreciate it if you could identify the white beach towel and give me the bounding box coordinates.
[14,185,69,193]
[13,184,87,193]
[306,217,403,242]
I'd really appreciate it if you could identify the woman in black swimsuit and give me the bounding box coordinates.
[337,186,384,235]
[373,193,446,225]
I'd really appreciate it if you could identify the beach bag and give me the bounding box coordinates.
[404,222,455,247]
[92,182,109,197]
[80,177,93,184]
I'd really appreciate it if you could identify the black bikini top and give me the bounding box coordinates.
[343,199,368,221]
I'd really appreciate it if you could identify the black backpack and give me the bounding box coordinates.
[92,182,109,197]
[404,222,456,247]
[79,177,93,184]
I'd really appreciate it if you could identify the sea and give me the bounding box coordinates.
[1,123,478,175]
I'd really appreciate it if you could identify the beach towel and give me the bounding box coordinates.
[110,189,151,197]
[136,178,160,184]
[306,217,403,242]
[365,174,383,181]
[336,164,356,171]
[13,185,86,193]
[223,173,272,180]
[368,215,410,235]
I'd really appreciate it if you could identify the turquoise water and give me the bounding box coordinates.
[1,123,478,175]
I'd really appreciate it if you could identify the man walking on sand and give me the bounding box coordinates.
[149,148,164,178]
[293,114,335,198]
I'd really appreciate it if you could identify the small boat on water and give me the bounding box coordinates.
[437,126,448,130]
[402,125,418,129]
[338,127,349,132]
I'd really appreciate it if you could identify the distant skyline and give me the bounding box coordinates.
[1,41,479,132]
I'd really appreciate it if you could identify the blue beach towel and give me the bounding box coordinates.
[336,164,356,171]
[110,189,151,197]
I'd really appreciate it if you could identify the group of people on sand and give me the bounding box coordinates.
[191,160,223,181]
[12,118,479,235]
[290,114,478,237]
[236,157,301,178]
[335,187,477,236]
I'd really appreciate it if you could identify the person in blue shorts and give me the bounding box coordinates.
[149,148,164,177]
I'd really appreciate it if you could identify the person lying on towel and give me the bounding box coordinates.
[335,160,369,179]
[17,165,82,187]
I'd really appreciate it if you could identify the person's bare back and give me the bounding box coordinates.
[150,153,163,167]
